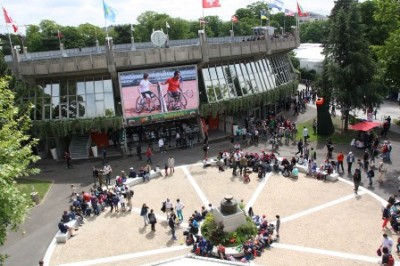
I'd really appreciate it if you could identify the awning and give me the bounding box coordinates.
[350,121,381,132]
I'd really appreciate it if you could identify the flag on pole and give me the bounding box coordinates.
[202,0,221,8]
[297,2,309,17]
[268,0,284,11]
[2,6,18,33]
[260,10,268,20]
[166,21,170,29]
[231,15,238,23]
[285,9,295,16]
[57,30,64,39]
[103,0,117,22]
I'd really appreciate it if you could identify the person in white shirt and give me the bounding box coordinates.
[165,198,173,218]
[158,138,166,153]
[303,127,309,144]
[138,73,155,110]
[168,157,175,173]
[380,233,393,253]
[175,199,185,222]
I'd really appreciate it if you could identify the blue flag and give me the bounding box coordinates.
[103,0,117,22]
[268,0,284,11]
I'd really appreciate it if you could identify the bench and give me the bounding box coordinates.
[210,246,245,258]
[295,164,308,174]
[55,219,78,243]
[122,170,163,187]
[326,172,339,182]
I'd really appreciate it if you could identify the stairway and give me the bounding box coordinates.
[69,134,90,159]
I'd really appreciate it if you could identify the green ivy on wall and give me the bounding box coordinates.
[200,80,298,117]
[32,116,123,138]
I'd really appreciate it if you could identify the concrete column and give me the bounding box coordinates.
[130,37,136,51]
[60,43,67,57]
[198,29,209,63]
[105,38,117,79]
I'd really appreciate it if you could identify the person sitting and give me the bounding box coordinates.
[217,159,225,172]
[116,176,123,186]
[185,232,195,246]
[201,206,208,219]
[58,219,75,236]
[193,211,203,221]
[203,158,212,168]
[297,155,305,166]
[128,167,137,178]
[290,157,297,166]
[217,243,226,260]
[291,167,299,178]
[61,210,71,223]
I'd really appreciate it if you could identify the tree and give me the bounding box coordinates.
[325,0,383,131]
[0,73,40,262]
[299,20,329,43]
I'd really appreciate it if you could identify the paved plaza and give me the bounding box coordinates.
[2,91,400,266]
[48,162,385,266]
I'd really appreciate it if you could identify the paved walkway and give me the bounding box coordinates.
[1,93,400,265]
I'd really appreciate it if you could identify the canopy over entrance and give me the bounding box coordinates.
[350,121,381,132]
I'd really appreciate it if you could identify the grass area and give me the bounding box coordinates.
[16,178,52,204]
[295,116,356,145]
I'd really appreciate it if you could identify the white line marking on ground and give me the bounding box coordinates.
[57,245,190,266]
[338,177,388,206]
[272,242,379,264]
[42,238,56,266]
[281,191,366,224]
[246,172,272,211]
[182,166,209,207]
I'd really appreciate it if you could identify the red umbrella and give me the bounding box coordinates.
[350,121,381,132]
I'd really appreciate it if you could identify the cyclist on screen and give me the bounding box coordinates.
[160,71,181,99]
[138,73,155,111]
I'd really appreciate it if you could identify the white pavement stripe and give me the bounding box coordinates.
[281,192,366,224]
[182,166,209,208]
[57,245,190,266]
[272,243,379,264]
[338,177,388,206]
[245,172,272,211]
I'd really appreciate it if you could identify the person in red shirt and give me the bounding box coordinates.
[161,71,181,99]
[337,151,344,173]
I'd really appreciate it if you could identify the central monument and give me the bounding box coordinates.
[210,195,247,232]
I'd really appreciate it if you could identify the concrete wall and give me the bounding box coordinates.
[10,34,299,82]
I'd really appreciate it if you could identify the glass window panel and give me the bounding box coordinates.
[246,62,258,93]
[77,102,86,118]
[52,84,59,97]
[104,93,115,115]
[52,104,60,119]
[95,80,103,94]
[216,66,230,100]
[86,80,94,94]
[60,81,68,97]
[44,105,51,120]
[68,81,77,96]
[254,62,267,91]
[260,59,272,90]
[96,101,105,116]
[209,67,222,101]
[60,104,68,119]
[44,84,51,96]
[44,95,51,104]
[103,79,113,92]
[68,100,77,119]
[227,65,241,97]
[77,81,85,95]
[86,94,96,117]
[250,62,263,92]
[95,93,104,101]
[52,96,59,106]
[203,68,216,103]
[77,93,86,102]
[235,64,246,95]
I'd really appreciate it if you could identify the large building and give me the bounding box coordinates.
[5,30,300,159]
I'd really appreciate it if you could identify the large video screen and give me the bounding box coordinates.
[119,65,199,125]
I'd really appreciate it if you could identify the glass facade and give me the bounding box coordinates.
[22,77,115,120]
[202,54,294,103]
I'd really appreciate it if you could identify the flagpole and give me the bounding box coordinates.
[57,29,62,48]
[5,23,14,57]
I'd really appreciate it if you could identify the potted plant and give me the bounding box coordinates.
[91,142,98,158]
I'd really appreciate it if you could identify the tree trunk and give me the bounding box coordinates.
[317,102,334,135]
[343,109,349,132]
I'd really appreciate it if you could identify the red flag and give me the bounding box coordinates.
[231,15,238,23]
[202,0,221,8]
[297,2,309,17]
[12,23,18,33]
[2,7,13,23]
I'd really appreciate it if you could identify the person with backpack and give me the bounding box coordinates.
[148,209,157,231]
[353,166,362,195]
[381,247,395,266]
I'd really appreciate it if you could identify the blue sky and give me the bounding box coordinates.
[2,0,335,33]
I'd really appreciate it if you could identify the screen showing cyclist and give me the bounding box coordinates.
[160,71,181,98]
[139,73,155,109]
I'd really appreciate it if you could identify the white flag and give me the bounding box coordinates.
[166,21,170,29]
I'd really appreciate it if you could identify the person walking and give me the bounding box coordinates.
[168,215,177,240]
[158,137,166,153]
[346,151,355,175]
[176,199,185,222]
[148,209,157,231]
[165,198,173,218]
[146,145,153,164]
[312,119,317,135]
[168,156,175,175]
[92,166,99,186]
[302,127,309,145]
[380,233,393,254]
[378,161,386,184]
[367,166,375,186]
[275,215,281,238]
[64,152,73,169]
[382,204,391,230]
[353,166,362,195]
[295,139,303,156]
[140,203,149,226]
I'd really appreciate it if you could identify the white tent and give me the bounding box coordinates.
[294,43,325,73]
